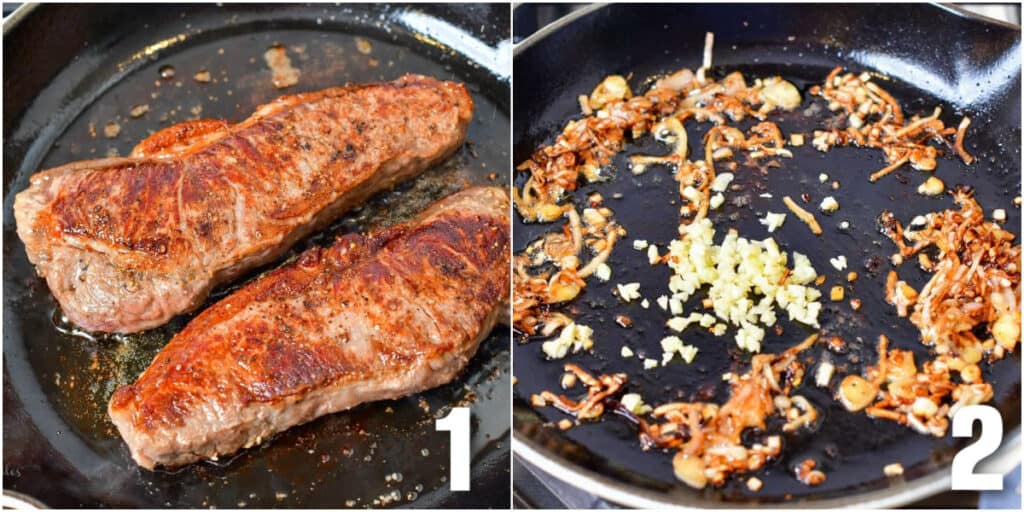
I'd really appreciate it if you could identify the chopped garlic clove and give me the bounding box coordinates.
[760,212,787,232]
[819,196,839,213]
[917,176,945,196]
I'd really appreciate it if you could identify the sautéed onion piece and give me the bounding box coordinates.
[533,335,820,489]
[809,67,974,181]
[879,189,1021,359]
[837,334,995,438]
[513,205,624,335]
[836,189,1021,435]
[643,334,819,489]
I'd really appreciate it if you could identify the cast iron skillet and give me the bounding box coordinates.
[2,3,510,508]
[512,3,1021,508]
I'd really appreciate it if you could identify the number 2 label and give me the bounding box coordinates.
[951,404,1003,491]
[436,407,471,491]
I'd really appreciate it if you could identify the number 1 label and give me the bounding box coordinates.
[436,407,471,491]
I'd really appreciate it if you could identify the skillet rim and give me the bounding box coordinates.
[0,2,36,36]
[510,2,1022,508]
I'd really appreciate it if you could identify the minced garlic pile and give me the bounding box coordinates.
[664,218,822,352]
[541,322,594,359]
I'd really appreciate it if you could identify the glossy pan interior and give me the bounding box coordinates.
[3,3,510,508]
[512,3,1021,508]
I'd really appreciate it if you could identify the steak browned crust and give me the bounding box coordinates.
[108,186,510,470]
[14,75,473,333]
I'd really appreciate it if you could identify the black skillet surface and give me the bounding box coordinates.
[512,3,1021,506]
[3,3,510,508]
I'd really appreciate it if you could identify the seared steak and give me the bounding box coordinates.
[108,186,510,469]
[14,75,472,333]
